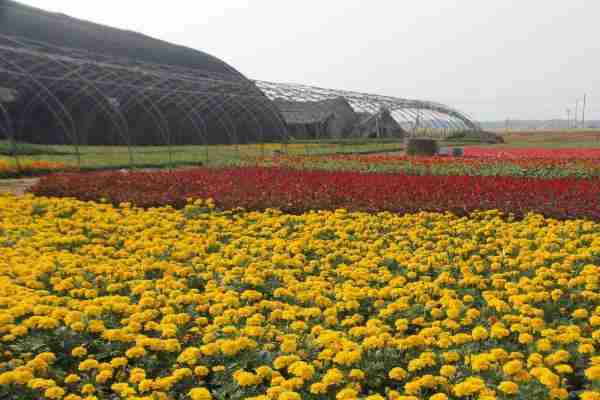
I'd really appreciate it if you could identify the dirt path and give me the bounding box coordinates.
[0,178,39,196]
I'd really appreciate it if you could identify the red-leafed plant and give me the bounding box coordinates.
[30,167,600,220]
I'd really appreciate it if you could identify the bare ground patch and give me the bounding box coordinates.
[0,178,39,196]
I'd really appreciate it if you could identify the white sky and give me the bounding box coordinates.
[19,0,600,121]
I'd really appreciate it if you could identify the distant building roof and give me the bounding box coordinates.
[273,97,352,125]
[351,108,405,138]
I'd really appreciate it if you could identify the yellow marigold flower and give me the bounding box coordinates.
[580,392,600,400]
[129,368,146,384]
[536,339,553,353]
[0,371,15,385]
[125,346,146,359]
[274,356,299,370]
[573,309,589,319]
[349,369,365,380]
[28,378,55,390]
[234,370,260,386]
[502,360,523,376]
[555,364,573,375]
[440,365,456,378]
[453,377,486,397]
[78,359,99,371]
[110,383,135,397]
[212,365,226,373]
[37,352,56,363]
[579,344,596,354]
[88,320,106,333]
[334,350,362,366]
[528,353,544,368]
[194,366,210,378]
[188,387,212,400]
[446,307,461,319]
[288,361,315,380]
[323,368,344,386]
[278,391,301,400]
[498,381,519,395]
[37,317,60,330]
[81,384,95,394]
[389,367,408,381]
[110,357,128,368]
[163,339,181,352]
[408,358,425,372]
[386,390,401,400]
[280,339,297,353]
[550,388,568,400]
[95,370,113,384]
[443,352,461,363]
[429,394,448,400]
[177,347,201,366]
[518,333,534,344]
[471,326,489,341]
[404,380,422,395]
[336,388,358,399]
[531,367,560,388]
[200,343,218,356]
[281,377,304,391]
[310,382,328,394]
[138,379,153,393]
[586,365,600,380]
[71,347,87,358]
[44,386,66,399]
[256,366,273,379]
[490,323,510,339]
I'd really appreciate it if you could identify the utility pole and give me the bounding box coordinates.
[566,108,571,129]
[583,94,587,128]
[575,100,579,129]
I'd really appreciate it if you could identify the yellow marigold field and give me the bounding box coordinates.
[1,195,600,400]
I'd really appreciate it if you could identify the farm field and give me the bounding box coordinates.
[247,148,600,178]
[30,167,600,220]
[1,129,599,178]
[497,130,600,149]
[1,193,600,400]
[0,140,407,178]
[0,134,598,180]
[2,0,599,397]
[2,133,600,399]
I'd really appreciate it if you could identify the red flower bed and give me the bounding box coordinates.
[31,167,600,220]
[463,147,600,159]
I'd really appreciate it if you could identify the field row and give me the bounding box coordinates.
[31,167,600,220]
[5,147,600,179]
[1,196,600,399]
[246,148,600,179]
[0,141,406,178]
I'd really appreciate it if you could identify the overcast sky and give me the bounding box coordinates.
[19,0,600,121]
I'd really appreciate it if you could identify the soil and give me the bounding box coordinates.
[0,178,39,196]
